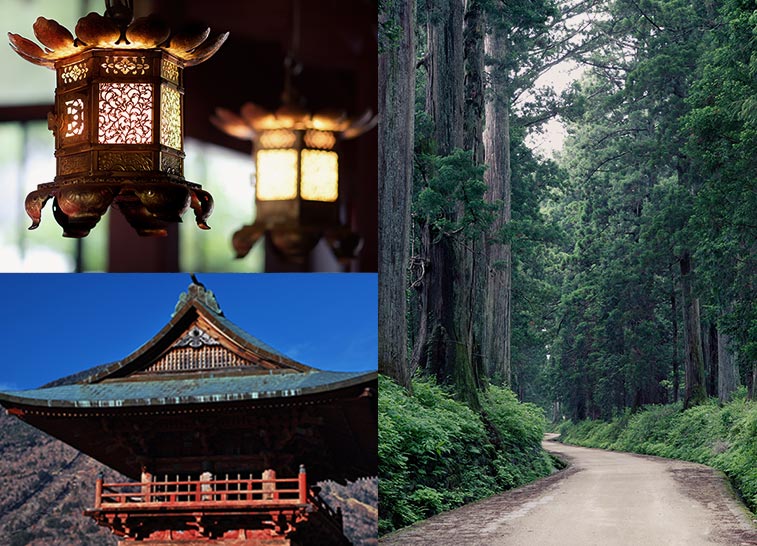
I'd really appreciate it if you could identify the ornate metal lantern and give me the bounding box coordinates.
[211,103,376,260]
[209,0,375,262]
[8,3,228,237]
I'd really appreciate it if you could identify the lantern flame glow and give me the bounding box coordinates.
[300,150,338,202]
[256,150,299,200]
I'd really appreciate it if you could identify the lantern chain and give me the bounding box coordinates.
[283,0,303,106]
[104,0,134,29]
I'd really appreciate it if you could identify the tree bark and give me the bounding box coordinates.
[425,1,464,154]
[671,275,679,403]
[461,0,486,390]
[703,322,718,397]
[717,330,739,403]
[463,0,485,163]
[680,252,707,408]
[378,0,415,389]
[482,23,512,385]
[409,224,430,377]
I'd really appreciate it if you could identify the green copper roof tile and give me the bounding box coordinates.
[0,370,376,409]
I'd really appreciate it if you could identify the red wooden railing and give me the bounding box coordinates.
[94,465,308,508]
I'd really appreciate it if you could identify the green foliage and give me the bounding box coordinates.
[559,396,757,512]
[481,387,554,488]
[508,133,565,403]
[414,148,493,241]
[484,0,562,93]
[379,375,553,535]
[378,0,403,54]
[543,0,757,419]
[683,0,757,364]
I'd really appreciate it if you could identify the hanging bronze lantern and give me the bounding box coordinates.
[211,103,376,261]
[8,4,228,237]
[210,0,375,263]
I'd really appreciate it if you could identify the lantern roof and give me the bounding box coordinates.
[8,13,228,69]
[211,102,377,140]
[0,278,375,409]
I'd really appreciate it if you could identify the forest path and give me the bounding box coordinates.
[380,434,757,545]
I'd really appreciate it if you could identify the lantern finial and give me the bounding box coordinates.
[104,0,134,30]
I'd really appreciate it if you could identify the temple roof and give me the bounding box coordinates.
[0,279,377,482]
[0,278,375,408]
[0,370,373,409]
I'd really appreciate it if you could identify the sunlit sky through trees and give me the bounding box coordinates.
[525,60,586,157]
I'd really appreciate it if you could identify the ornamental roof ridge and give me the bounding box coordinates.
[173,274,223,317]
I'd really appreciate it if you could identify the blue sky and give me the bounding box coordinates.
[0,274,377,391]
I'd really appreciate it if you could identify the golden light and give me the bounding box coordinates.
[9,6,228,237]
[257,150,299,200]
[255,125,338,203]
[211,104,376,261]
[300,150,338,202]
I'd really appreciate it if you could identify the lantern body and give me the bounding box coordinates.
[254,128,340,231]
[211,102,376,261]
[54,50,184,182]
[38,49,202,237]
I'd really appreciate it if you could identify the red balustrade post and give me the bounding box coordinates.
[263,469,276,501]
[141,468,152,503]
[94,475,103,509]
[298,464,307,504]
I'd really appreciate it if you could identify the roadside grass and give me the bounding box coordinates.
[379,374,554,535]
[558,388,757,514]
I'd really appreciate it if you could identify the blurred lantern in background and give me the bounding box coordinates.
[211,102,375,262]
[210,0,376,263]
[8,0,227,237]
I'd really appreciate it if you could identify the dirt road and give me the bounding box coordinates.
[380,434,757,545]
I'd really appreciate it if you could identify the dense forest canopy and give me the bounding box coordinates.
[379,0,756,418]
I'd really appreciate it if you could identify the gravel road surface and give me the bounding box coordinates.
[380,434,757,545]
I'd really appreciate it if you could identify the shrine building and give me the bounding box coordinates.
[0,280,377,545]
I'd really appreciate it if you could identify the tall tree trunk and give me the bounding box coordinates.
[482,23,512,384]
[717,330,738,403]
[703,322,718,397]
[681,251,707,408]
[462,0,486,389]
[378,0,415,389]
[409,226,430,376]
[425,1,464,153]
[463,0,484,164]
[671,275,679,403]
[420,0,480,407]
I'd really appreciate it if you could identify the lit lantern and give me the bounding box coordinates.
[9,5,228,237]
[211,103,376,260]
